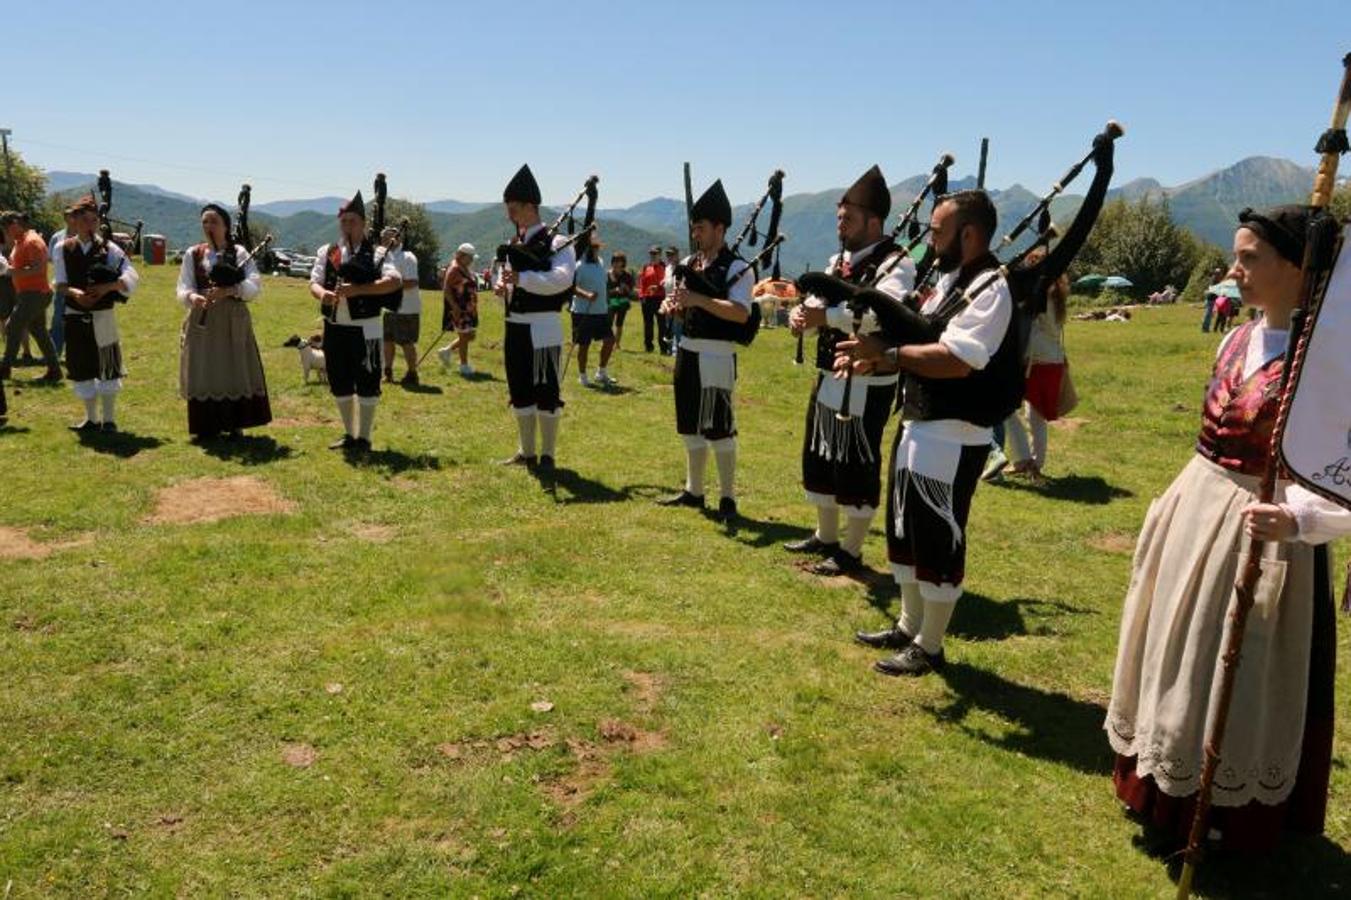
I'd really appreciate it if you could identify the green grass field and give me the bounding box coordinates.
[1,267,1346,898]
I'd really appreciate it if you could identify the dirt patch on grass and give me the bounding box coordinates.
[281,743,317,768]
[0,526,93,560]
[1050,416,1089,431]
[349,522,397,543]
[598,718,668,753]
[145,476,295,525]
[1090,531,1137,554]
[622,671,663,713]
[437,730,557,764]
[542,738,612,810]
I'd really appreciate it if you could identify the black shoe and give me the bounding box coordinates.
[500,452,538,468]
[69,419,100,432]
[400,371,419,386]
[854,627,914,651]
[0,364,10,380]
[100,421,118,434]
[713,497,738,522]
[810,549,863,576]
[657,490,704,509]
[39,366,63,383]
[537,454,555,473]
[348,437,371,453]
[874,644,945,677]
[328,434,356,450]
[783,534,839,555]
[383,367,394,383]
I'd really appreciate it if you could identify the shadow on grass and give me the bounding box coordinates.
[199,434,298,465]
[535,466,635,505]
[399,381,444,395]
[860,585,1093,642]
[1159,834,1351,899]
[923,660,1112,775]
[993,473,1133,505]
[343,445,442,474]
[0,422,32,436]
[724,512,812,549]
[76,429,165,458]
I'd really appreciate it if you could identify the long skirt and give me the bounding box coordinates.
[180,302,271,436]
[1105,454,1335,851]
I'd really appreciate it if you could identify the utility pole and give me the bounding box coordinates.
[977,137,989,189]
[0,128,12,193]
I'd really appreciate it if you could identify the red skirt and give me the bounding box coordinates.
[1113,546,1336,853]
[1024,362,1065,421]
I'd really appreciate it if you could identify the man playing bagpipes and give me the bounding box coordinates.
[52,194,140,433]
[308,191,402,452]
[786,165,916,576]
[494,164,579,473]
[839,190,1018,676]
[657,180,753,523]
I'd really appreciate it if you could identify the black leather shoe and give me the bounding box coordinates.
[499,452,538,468]
[810,549,863,576]
[69,419,100,432]
[874,644,945,677]
[348,437,372,453]
[40,366,63,383]
[100,421,118,434]
[714,497,738,522]
[0,363,10,380]
[657,490,704,508]
[854,627,913,650]
[783,534,838,555]
[328,435,356,450]
[537,455,555,473]
[400,371,419,386]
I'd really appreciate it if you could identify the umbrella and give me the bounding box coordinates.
[1073,274,1107,289]
[1102,276,1134,289]
[1207,280,1241,300]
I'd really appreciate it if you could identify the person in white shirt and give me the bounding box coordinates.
[787,165,916,576]
[841,190,1019,676]
[47,209,76,355]
[494,164,577,473]
[662,245,681,355]
[52,195,140,433]
[308,191,403,453]
[175,202,270,442]
[380,229,422,386]
[657,180,752,523]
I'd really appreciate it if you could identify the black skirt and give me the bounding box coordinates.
[187,395,272,437]
[63,314,122,382]
[673,347,736,441]
[323,321,381,398]
[504,320,562,413]
[801,372,896,511]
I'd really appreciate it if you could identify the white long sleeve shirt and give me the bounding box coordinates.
[51,237,140,298]
[309,240,401,330]
[175,244,262,308]
[676,248,752,356]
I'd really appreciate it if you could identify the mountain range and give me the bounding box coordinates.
[43,157,1321,272]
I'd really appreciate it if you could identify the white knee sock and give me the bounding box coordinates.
[335,395,356,435]
[816,504,840,544]
[684,439,708,496]
[712,438,736,500]
[100,393,116,424]
[898,581,925,637]
[539,412,560,457]
[82,396,99,422]
[516,411,538,457]
[916,595,959,655]
[357,397,377,440]
[1030,407,1049,469]
[841,514,871,558]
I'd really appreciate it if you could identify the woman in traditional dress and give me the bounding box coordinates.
[176,203,271,441]
[1003,250,1070,480]
[1106,204,1351,853]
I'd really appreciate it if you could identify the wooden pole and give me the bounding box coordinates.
[977,137,989,189]
[683,162,695,254]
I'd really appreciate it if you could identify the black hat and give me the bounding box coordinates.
[840,165,890,221]
[691,179,732,228]
[1238,204,1313,267]
[503,164,542,205]
[339,191,365,219]
[200,203,232,234]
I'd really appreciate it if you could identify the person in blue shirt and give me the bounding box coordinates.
[571,239,616,387]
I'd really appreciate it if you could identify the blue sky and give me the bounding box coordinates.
[5,0,1346,206]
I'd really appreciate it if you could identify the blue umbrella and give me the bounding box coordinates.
[1207,280,1241,300]
[1102,276,1134,289]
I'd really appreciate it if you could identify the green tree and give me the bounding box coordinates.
[1180,243,1230,305]
[387,198,441,289]
[0,150,61,234]
[1071,196,1198,298]
[1330,181,1350,223]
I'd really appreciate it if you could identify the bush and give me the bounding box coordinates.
[0,150,62,235]
[386,198,441,290]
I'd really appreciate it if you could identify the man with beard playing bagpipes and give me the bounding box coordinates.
[308,186,403,453]
[785,163,924,576]
[494,165,587,473]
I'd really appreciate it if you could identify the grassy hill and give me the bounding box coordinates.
[0,266,1346,896]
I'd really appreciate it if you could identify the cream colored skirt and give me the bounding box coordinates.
[179,301,269,402]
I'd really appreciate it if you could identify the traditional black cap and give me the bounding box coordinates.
[503,164,542,205]
[200,203,232,234]
[1238,205,1313,267]
[691,179,732,228]
[339,191,366,219]
[840,165,890,221]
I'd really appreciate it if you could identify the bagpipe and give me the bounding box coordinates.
[730,169,786,274]
[322,173,408,321]
[196,186,274,329]
[497,175,599,272]
[84,169,141,309]
[671,234,787,347]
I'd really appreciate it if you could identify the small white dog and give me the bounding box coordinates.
[298,335,326,384]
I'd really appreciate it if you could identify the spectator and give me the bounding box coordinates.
[438,243,479,376]
[607,250,634,349]
[638,245,668,353]
[0,211,61,382]
[1201,265,1224,332]
[662,245,682,355]
[571,239,616,387]
[1005,256,1071,480]
[47,208,77,355]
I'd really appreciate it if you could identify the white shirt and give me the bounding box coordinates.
[676,247,752,356]
[391,248,421,314]
[900,265,1013,446]
[802,241,916,381]
[174,243,262,309]
[498,222,578,324]
[48,228,67,263]
[51,237,140,298]
[309,240,402,329]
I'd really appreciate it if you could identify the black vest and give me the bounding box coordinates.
[814,239,899,371]
[682,246,746,343]
[323,240,402,319]
[509,227,573,314]
[62,236,127,309]
[900,255,1026,427]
